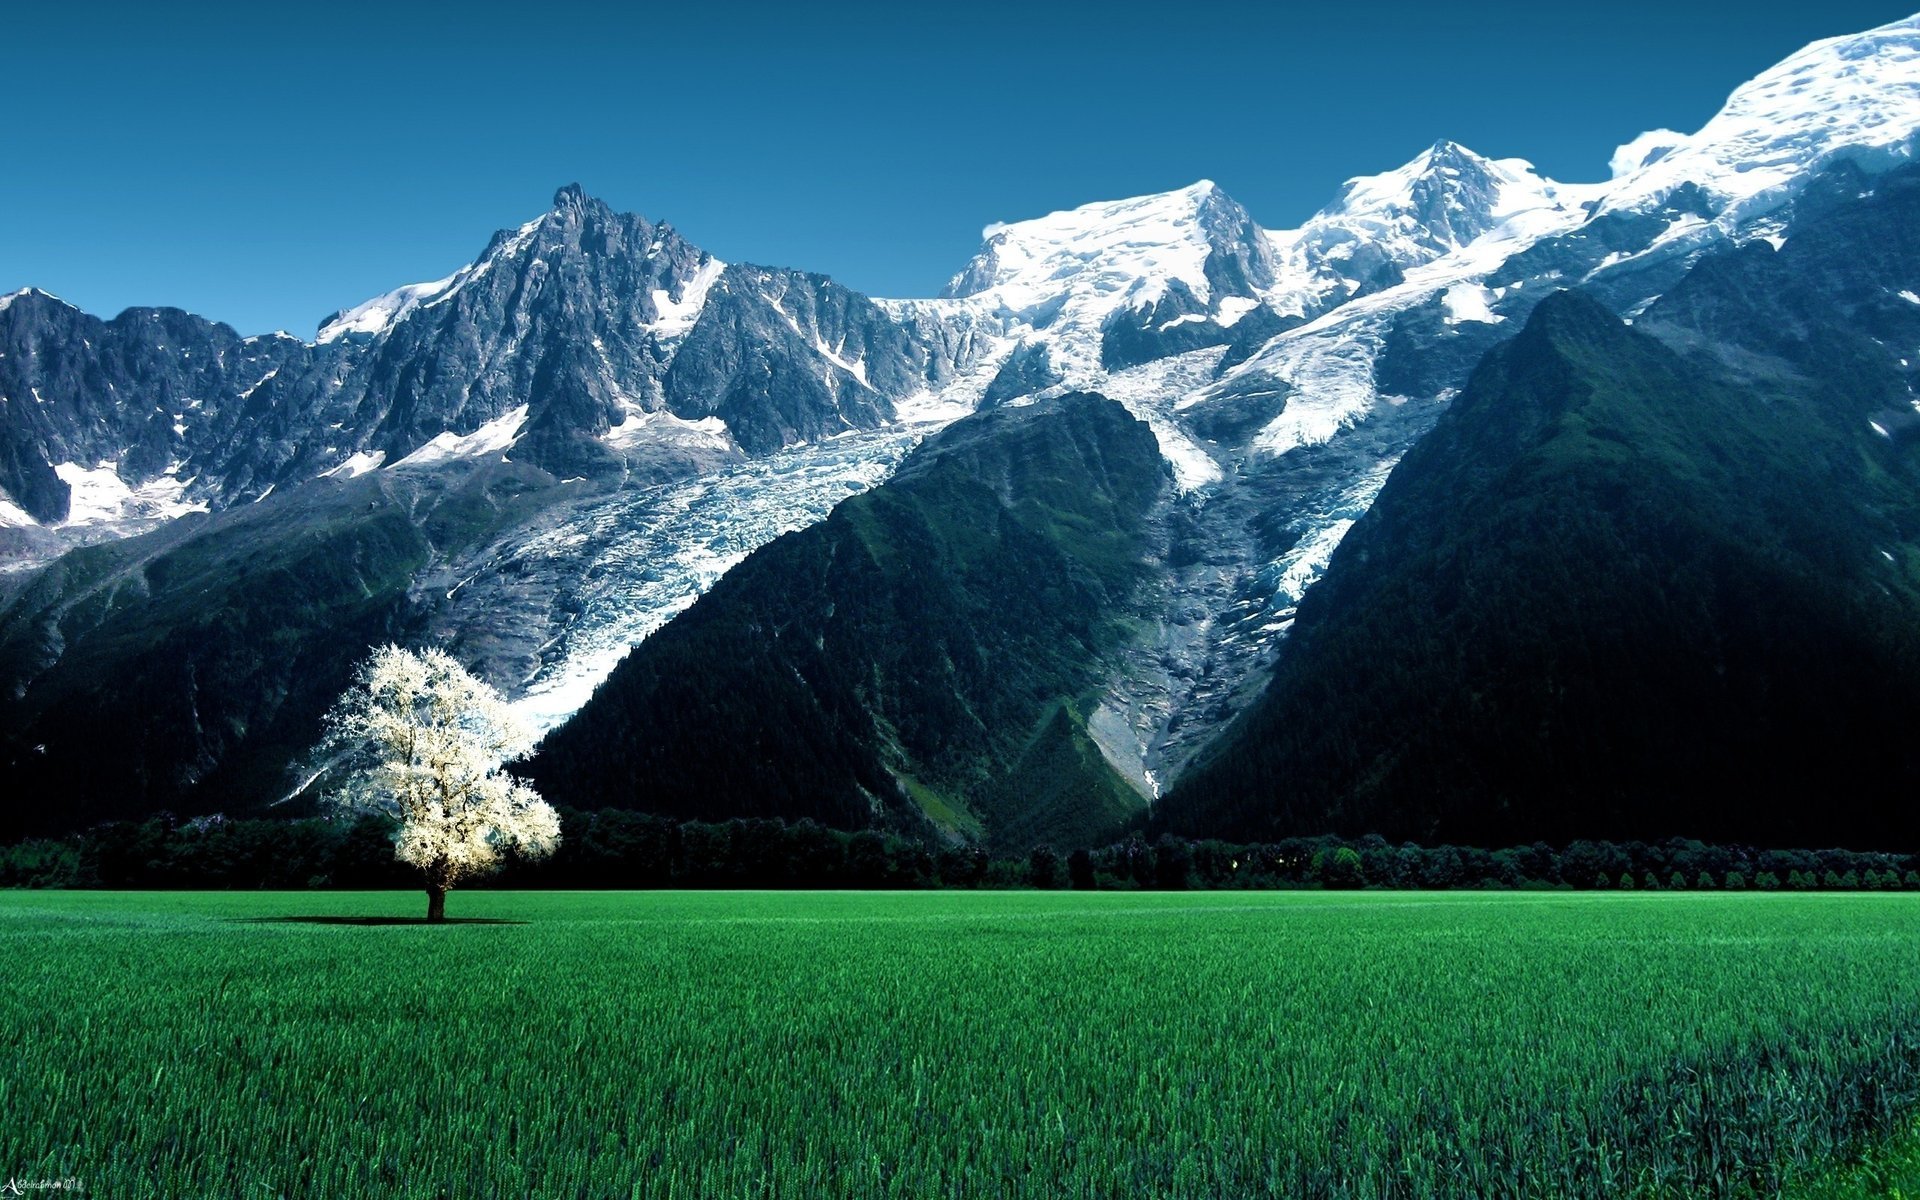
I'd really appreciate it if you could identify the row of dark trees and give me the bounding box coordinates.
[2,807,1917,892]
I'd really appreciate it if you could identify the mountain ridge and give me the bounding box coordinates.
[6,12,1920,843]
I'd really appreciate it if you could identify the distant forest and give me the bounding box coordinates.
[3,809,1915,894]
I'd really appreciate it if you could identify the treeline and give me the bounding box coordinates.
[3,808,1917,893]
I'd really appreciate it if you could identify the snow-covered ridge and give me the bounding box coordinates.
[1597,13,1920,222]
[313,216,545,344]
[323,450,386,479]
[393,405,530,470]
[944,179,1231,313]
[0,287,74,316]
[315,274,461,344]
[1262,141,1598,320]
[911,179,1282,395]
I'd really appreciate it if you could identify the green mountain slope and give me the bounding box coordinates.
[1160,287,1920,848]
[0,463,558,838]
[527,393,1169,850]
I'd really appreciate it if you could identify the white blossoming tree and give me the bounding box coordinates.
[313,645,560,922]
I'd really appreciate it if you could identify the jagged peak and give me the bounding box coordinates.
[1318,140,1552,224]
[314,186,709,345]
[1423,138,1484,168]
[542,183,629,228]
[1278,139,1575,268]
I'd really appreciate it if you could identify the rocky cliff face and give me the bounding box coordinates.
[0,185,960,559]
[0,291,307,527]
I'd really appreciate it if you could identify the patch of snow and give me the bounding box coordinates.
[889,388,979,428]
[1216,296,1259,327]
[324,450,387,478]
[392,405,529,469]
[812,335,870,386]
[648,256,725,339]
[239,366,280,399]
[52,461,206,527]
[1441,282,1504,325]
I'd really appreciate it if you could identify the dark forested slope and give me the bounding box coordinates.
[1162,285,1920,848]
[528,393,1171,850]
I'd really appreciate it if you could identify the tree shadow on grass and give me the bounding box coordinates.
[235,916,529,926]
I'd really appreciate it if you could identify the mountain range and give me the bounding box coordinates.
[4,14,1920,849]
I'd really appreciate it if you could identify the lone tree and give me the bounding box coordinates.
[311,645,560,921]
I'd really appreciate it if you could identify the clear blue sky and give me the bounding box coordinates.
[4,1,1912,335]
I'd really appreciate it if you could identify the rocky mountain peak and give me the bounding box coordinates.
[1311,140,1559,256]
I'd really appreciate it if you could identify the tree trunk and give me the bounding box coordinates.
[426,882,447,923]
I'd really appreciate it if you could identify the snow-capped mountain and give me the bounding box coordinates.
[0,184,953,563]
[6,11,1920,838]
[872,13,1920,791]
[1600,15,1920,222]
[1263,140,1597,317]
[938,180,1279,373]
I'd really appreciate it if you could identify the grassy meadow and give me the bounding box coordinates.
[3,890,1918,1198]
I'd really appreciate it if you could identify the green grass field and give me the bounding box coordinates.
[3,890,1918,1198]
